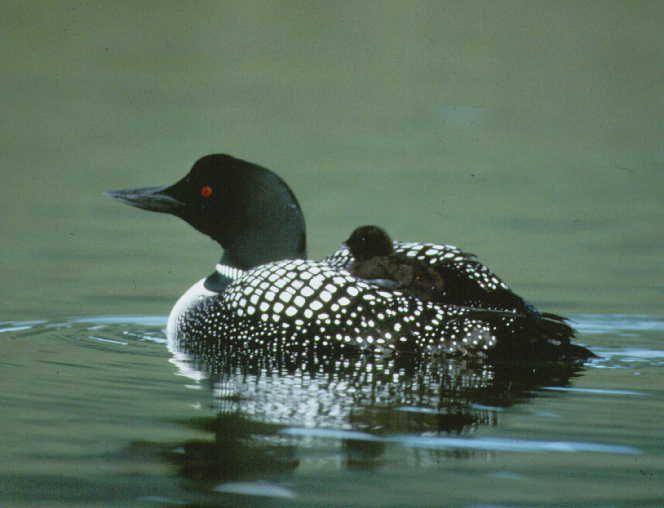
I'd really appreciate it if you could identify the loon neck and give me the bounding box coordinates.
[217,171,307,269]
[219,225,306,270]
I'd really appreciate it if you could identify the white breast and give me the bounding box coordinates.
[166,277,217,342]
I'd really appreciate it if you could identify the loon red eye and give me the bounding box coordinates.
[200,185,213,198]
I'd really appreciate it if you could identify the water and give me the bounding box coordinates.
[2,1,664,506]
[2,316,664,506]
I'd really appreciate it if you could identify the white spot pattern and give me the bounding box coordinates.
[179,258,506,355]
[175,240,576,358]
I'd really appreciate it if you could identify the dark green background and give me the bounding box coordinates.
[2,0,662,320]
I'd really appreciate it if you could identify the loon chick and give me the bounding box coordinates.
[106,153,593,361]
[345,225,446,302]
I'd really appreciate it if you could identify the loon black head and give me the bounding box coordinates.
[344,225,394,261]
[106,154,306,269]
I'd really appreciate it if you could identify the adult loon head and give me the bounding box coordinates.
[105,154,306,270]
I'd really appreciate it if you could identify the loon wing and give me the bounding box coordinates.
[324,241,547,319]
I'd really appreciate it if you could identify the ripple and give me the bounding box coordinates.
[87,335,129,346]
[213,481,296,499]
[0,325,33,333]
[280,427,640,455]
[391,435,639,455]
[596,348,664,360]
[573,314,664,334]
[73,315,167,327]
[0,320,47,333]
[541,386,645,396]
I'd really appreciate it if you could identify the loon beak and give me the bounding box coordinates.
[104,185,184,214]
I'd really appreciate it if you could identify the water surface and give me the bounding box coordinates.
[2,315,664,506]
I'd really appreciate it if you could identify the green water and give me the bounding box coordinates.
[2,1,663,506]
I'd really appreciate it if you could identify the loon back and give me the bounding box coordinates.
[328,240,540,317]
[175,258,587,361]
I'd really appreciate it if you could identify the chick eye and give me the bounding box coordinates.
[200,185,213,198]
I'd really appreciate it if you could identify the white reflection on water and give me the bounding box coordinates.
[573,314,664,334]
[541,386,645,396]
[73,315,167,327]
[0,325,34,333]
[87,335,128,346]
[213,481,296,499]
[280,427,640,455]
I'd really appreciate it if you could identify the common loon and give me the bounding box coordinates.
[344,225,446,302]
[106,154,593,361]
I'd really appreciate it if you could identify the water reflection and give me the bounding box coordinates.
[161,413,299,485]
[172,339,584,432]
[154,337,588,496]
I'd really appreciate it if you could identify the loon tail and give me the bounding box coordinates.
[463,309,595,362]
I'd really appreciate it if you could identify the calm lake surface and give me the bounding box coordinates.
[2,2,663,506]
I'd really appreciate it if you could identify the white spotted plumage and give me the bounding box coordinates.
[177,256,507,355]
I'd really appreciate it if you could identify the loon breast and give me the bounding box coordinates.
[166,277,216,340]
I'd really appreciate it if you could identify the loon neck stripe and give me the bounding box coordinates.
[215,263,246,280]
